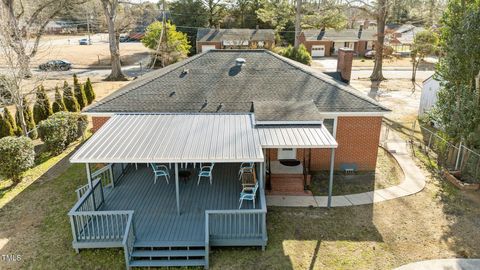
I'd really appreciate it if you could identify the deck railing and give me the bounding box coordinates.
[204,187,268,266]
[122,213,136,268]
[91,163,115,189]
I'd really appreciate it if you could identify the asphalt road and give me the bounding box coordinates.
[0,65,150,79]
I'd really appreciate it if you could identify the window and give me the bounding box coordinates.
[323,118,336,137]
[277,148,296,160]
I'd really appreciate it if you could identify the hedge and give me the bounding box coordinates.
[0,136,35,182]
[38,112,88,154]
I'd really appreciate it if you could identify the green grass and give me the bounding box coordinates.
[2,145,480,269]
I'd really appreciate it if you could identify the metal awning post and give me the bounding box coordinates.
[86,163,92,188]
[175,163,180,215]
[327,148,336,208]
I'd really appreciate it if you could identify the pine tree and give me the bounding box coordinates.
[73,74,87,109]
[0,114,14,138]
[33,85,53,124]
[62,81,80,112]
[84,77,95,104]
[52,86,66,113]
[16,97,37,139]
[3,107,16,131]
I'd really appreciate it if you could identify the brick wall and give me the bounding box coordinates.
[265,116,383,172]
[92,116,110,132]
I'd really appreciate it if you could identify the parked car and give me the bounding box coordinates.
[119,34,129,42]
[364,50,376,59]
[79,38,92,45]
[38,60,72,71]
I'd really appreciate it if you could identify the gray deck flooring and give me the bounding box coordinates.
[100,163,259,243]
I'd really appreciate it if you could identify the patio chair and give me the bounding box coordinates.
[238,162,254,179]
[197,163,214,185]
[239,183,259,209]
[150,163,170,184]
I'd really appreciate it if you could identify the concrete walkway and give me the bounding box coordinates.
[394,259,480,270]
[266,134,426,207]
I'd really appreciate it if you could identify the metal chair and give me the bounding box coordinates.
[238,162,254,180]
[239,183,259,209]
[197,163,214,185]
[150,163,170,184]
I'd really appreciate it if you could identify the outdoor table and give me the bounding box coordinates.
[179,170,191,183]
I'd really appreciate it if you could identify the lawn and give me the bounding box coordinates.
[1,147,480,269]
[310,147,403,196]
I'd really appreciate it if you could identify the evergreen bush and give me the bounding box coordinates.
[62,81,80,112]
[0,136,35,182]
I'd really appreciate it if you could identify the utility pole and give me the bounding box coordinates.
[294,0,302,48]
[151,0,167,68]
[86,12,92,45]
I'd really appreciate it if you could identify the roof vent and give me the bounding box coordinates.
[235,58,246,66]
[216,103,224,112]
[182,68,189,74]
[169,91,176,97]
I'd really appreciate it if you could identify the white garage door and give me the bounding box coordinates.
[311,45,325,57]
[201,45,216,52]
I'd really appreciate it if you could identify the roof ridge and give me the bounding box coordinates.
[263,50,390,112]
[83,52,209,113]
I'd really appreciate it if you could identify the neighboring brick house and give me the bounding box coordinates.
[196,28,275,53]
[83,49,389,194]
[299,27,377,57]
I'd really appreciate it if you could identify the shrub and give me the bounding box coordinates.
[73,74,87,109]
[279,44,312,65]
[84,78,95,104]
[62,81,80,112]
[52,86,66,113]
[0,114,14,138]
[3,107,16,131]
[38,112,87,154]
[0,136,35,182]
[16,97,37,139]
[33,85,53,124]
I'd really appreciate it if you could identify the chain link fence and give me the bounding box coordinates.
[382,120,480,183]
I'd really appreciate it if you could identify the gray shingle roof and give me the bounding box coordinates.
[303,28,377,41]
[254,101,322,122]
[84,50,389,119]
[196,28,275,42]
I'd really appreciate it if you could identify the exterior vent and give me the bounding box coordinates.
[235,58,246,66]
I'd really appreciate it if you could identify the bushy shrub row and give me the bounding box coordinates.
[278,44,312,65]
[38,112,88,154]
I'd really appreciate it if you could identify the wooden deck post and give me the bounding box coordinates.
[86,163,92,188]
[327,148,335,208]
[175,163,180,215]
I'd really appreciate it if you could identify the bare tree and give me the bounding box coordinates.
[100,0,128,81]
[0,0,86,77]
[0,31,45,136]
[348,0,391,82]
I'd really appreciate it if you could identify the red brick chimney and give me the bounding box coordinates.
[337,48,354,83]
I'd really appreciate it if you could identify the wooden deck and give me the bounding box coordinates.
[100,163,260,243]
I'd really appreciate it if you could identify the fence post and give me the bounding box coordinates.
[109,164,115,188]
[427,132,433,149]
[455,141,463,171]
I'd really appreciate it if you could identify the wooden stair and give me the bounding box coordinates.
[129,241,207,268]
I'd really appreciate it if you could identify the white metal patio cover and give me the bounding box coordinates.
[70,113,338,164]
[71,114,263,163]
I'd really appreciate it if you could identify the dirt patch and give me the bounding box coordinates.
[310,147,403,196]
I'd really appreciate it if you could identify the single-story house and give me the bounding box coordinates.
[196,28,275,53]
[299,26,377,57]
[45,20,78,34]
[387,24,426,52]
[68,49,389,269]
[419,74,442,116]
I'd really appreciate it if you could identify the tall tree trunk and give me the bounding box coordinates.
[101,0,127,81]
[370,0,388,82]
[294,0,302,48]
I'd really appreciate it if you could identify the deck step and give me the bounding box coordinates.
[134,240,205,247]
[129,259,206,267]
[132,250,205,258]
